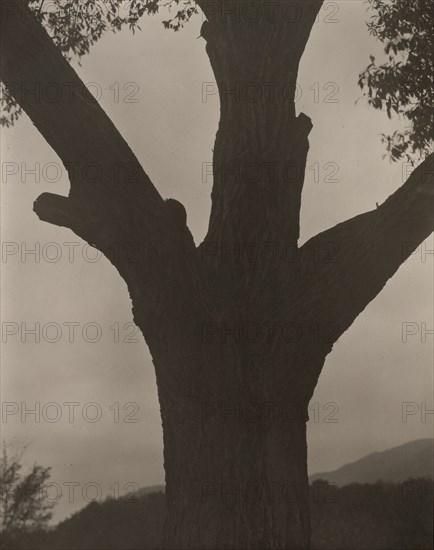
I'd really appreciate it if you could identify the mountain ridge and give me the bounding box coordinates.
[309,438,433,486]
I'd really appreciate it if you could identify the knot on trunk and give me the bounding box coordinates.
[165,198,187,227]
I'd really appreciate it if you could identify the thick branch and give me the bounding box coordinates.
[1,0,201,338]
[297,152,434,343]
[199,0,324,250]
[0,0,166,248]
[196,0,323,27]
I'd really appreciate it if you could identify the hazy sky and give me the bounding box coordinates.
[1,0,433,523]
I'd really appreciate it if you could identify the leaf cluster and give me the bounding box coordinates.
[358,0,434,161]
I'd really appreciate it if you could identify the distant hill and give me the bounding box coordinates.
[135,440,434,492]
[8,440,433,550]
[310,439,433,486]
[136,484,165,497]
[12,479,433,550]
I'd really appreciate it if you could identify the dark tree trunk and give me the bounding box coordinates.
[162,396,311,549]
[1,1,433,549]
[156,6,323,547]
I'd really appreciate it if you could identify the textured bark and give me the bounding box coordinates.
[1,1,433,549]
[201,3,317,247]
[163,399,311,550]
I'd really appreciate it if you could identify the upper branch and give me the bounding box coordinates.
[0,0,165,244]
[1,0,200,331]
[296,153,434,343]
[197,1,324,251]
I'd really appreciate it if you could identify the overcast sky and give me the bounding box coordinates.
[1,0,433,523]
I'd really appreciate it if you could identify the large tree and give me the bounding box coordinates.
[1,0,433,548]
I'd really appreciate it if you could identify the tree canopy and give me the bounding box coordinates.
[358,0,433,161]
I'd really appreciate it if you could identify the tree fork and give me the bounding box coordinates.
[1,0,434,549]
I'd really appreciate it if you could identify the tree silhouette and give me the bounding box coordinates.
[1,1,433,548]
[0,443,55,549]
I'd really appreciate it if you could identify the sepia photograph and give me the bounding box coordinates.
[1,1,433,549]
